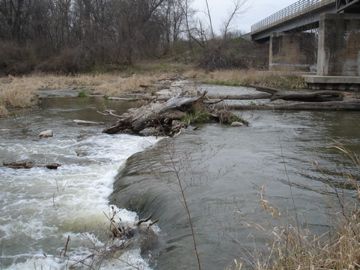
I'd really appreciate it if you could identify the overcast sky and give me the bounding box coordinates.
[192,0,295,33]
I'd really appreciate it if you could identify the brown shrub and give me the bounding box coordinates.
[198,38,268,70]
[186,69,306,90]
[0,42,36,75]
[36,47,94,74]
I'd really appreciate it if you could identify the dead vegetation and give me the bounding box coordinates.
[0,76,40,114]
[55,206,159,269]
[256,212,360,270]
[229,146,360,270]
[0,72,172,117]
[185,69,306,90]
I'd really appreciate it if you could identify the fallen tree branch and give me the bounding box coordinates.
[137,215,153,226]
[97,110,123,118]
[60,236,71,258]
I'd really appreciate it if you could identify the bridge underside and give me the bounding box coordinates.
[252,5,335,42]
[268,13,360,78]
[251,0,360,42]
[250,0,360,85]
[337,0,360,13]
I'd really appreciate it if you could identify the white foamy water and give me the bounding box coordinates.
[0,125,159,269]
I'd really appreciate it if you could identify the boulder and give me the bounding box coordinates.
[231,121,244,127]
[39,130,53,138]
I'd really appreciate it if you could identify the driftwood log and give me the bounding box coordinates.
[224,100,360,111]
[270,90,344,102]
[207,93,272,100]
[3,161,61,170]
[209,86,345,103]
[206,85,360,111]
[103,92,248,136]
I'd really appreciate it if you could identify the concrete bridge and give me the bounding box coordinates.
[250,0,360,89]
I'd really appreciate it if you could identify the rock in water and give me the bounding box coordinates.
[231,121,244,127]
[3,161,34,169]
[39,130,53,138]
[45,163,61,170]
[3,161,61,170]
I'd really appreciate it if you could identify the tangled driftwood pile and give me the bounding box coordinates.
[63,206,159,268]
[102,92,248,136]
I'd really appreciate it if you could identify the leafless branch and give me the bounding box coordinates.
[222,0,248,40]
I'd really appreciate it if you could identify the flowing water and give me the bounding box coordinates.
[0,86,359,270]
[0,98,159,269]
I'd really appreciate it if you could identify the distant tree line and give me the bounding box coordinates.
[0,0,193,73]
[0,0,267,74]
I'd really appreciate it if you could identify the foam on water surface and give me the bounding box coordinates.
[0,122,159,269]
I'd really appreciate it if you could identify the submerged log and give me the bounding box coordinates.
[3,161,61,170]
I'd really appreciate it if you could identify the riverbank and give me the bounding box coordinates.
[0,72,167,117]
[0,66,308,118]
[186,69,307,90]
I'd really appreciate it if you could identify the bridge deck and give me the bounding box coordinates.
[251,0,335,34]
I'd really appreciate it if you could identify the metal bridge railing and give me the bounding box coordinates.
[251,0,335,33]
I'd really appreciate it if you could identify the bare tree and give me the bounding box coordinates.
[204,0,214,39]
[222,0,248,40]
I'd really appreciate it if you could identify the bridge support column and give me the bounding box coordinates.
[269,32,316,71]
[317,14,360,76]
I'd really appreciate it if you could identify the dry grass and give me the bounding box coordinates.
[229,145,360,270]
[185,69,306,90]
[37,73,161,96]
[249,209,360,270]
[258,209,360,270]
[0,72,171,117]
[0,66,307,118]
[0,76,41,116]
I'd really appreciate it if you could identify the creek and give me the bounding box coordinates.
[0,85,359,269]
